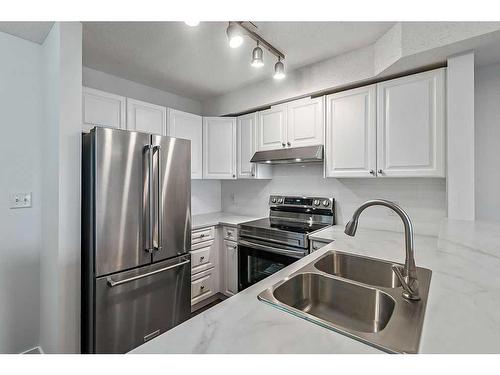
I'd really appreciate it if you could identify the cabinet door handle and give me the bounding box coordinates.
[232,174,236,178]
[287,142,291,146]
[369,169,375,175]
[378,169,383,174]
[233,245,237,249]
[281,143,286,147]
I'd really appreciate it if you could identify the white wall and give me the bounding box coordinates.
[39,22,82,354]
[447,52,475,220]
[192,180,221,215]
[222,165,446,236]
[475,62,500,222]
[0,31,43,353]
[83,66,202,115]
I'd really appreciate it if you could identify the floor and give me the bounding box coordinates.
[190,298,224,318]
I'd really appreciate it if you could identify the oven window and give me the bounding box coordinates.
[239,245,298,291]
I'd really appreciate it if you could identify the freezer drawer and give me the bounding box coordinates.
[94,255,191,353]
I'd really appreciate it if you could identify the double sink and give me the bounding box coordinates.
[258,250,432,353]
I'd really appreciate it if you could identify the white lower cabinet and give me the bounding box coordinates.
[190,226,219,306]
[191,269,215,305]
[223,239,238,296]
[191,240,216,274]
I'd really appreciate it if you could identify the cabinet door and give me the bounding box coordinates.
[237,113,272,180]
[82,87,126,132]
[127,98,167,135]
[237,113,257,178]
[257,105,287,151]
[325,85,377,178]
[168,109,203,179]
[203,117,237,179]
[224,240,238,296]
[286,96,325,148]
[376,68,445,177]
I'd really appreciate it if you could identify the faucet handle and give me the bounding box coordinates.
[392,265,420,301]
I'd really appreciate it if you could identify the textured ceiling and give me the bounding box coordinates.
[0,22,53,44]
[82,22,395,100]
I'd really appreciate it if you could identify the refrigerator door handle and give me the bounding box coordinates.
[145,145,155,254]
[106,258,190,287]
[153,145,163,252]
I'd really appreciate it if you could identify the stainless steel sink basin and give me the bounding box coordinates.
[273,273,395,333]
[314,252,401,288]
[258,250,432,353]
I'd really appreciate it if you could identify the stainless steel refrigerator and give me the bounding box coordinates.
[81,127,191,354]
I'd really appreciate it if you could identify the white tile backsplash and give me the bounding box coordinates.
[221,164,446,236]
[192,180,221,215]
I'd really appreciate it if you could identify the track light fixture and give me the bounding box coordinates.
[273,57,285,80]
[226,22,286,79]
[251,41,264,68]
[226,23,244,48]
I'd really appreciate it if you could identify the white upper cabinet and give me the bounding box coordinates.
[257,98,325,152]
[237,113,272,179]
[167,109,203,179]
[257,105,287,151]
[126,98,167,135]
[377,68,445,177]
[286,96,324,148]
[325,85,377,178]
[82,87,126,132]
[203,117,237,179]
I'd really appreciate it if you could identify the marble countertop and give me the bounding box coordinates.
[132,218,500,354]
[192,212,263,230]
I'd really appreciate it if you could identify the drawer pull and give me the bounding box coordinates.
[200,285,205,290]
[200,256,205,261]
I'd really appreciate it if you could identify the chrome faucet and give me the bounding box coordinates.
[344,199,420,301]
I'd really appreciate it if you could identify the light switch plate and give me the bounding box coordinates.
[10,192,32,209]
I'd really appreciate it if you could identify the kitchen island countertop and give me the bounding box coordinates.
[132,219,500,354]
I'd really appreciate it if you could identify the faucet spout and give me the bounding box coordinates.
[344,199,420,301]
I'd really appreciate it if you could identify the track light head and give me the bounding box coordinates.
[226,23,244,48]
[273,58,285,80]
[251,43,264,68]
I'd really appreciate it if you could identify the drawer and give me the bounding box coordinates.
[310,240,331,252]
[190,242,214,274]
[222,226,237,241]
[191,271,214,305]
[191,226,215,245]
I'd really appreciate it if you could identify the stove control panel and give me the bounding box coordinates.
[269,195,334,211]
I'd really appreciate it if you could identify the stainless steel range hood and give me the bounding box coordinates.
[250,145,324,164]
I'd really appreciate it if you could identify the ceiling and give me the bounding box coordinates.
[0,22,53,44]
[82,22,394,101]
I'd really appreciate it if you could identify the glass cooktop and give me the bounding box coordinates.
[239,218,328,235]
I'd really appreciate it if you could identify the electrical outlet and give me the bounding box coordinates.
[9,192,32,209]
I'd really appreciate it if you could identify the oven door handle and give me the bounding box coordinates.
[238,239,307,259]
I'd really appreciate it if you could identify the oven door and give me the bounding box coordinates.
[238,238,307,291]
